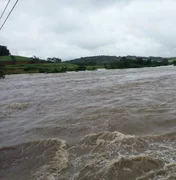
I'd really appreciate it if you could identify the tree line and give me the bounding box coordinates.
[105,57,169,69]
[67,55,171,68]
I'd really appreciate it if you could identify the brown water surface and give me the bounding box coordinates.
[0,66,176,180]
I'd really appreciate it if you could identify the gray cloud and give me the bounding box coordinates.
[0,0,176,60]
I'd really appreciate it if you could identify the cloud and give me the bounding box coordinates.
[0,0,176,60]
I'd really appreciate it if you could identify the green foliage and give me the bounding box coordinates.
[75,64,87,71]
[4,62,77,74]
[173,60,176,66]
[106,57,170,69]
[136,57,144,65]
[23,66,39,71]
[67,55,171,69]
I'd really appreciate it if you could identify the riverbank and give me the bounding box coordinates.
[3,63,103,74]
[0,55,175,75]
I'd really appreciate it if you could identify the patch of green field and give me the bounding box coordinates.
[168,58,176,63]
[5,63,77,68]
[4,62,79,74]
[0,56,32,62]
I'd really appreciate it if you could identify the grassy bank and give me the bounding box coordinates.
[4,63,75,74]
[0,55,104,74]
[3,63,101,74]
[0,55,31,62]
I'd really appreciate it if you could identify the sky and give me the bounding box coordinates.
[0,0,176,60]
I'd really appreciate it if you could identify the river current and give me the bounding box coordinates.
[0,66,176,180]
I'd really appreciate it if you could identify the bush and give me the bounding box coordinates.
[173,60,176,66]
[24,66,39,71]
[39,68,49,73]
[75,65,87,71]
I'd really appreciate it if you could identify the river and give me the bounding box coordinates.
[0,66,176,180]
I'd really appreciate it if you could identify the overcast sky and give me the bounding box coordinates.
[0,0,176,60]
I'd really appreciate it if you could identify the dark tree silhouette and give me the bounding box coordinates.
[29,56,40,64]
[136,57,144,65]
[0,45,10,56]
[173,60,176,66]
[47,57,62,63]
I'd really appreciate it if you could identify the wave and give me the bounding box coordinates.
[0,139,68,180]
[0,131,176,180]
[67,131,176,180]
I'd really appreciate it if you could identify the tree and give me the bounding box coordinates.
[0,45,10,56]
[75,64,86,71]
[173,60,176,66]
[162,58,168,66]
[119,57,130,68]
[47,57,52,61]
[136,57,144,65]
[145,58,152,66]
[30,56,40,64]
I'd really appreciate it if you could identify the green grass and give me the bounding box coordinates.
[5,63,77,68]
[0,55,32,62]
[3,63,104,74]
[4,62,79,74]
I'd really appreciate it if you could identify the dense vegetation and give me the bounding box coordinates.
[105,57,169,69]
[67,55,173,69]
[173,60,176,66]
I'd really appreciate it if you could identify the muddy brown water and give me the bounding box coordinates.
[0,66,176,180]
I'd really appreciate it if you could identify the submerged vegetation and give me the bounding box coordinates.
[0,45,176,77]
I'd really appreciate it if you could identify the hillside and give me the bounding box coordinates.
[0,55,47,65]
[0,56,31,62]
[67,55,120,65]
[66,55,175,66]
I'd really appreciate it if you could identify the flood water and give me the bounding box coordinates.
[0,66,176,180]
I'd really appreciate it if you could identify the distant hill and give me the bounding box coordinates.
[66,55,175,66]
[66,55,121,66]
